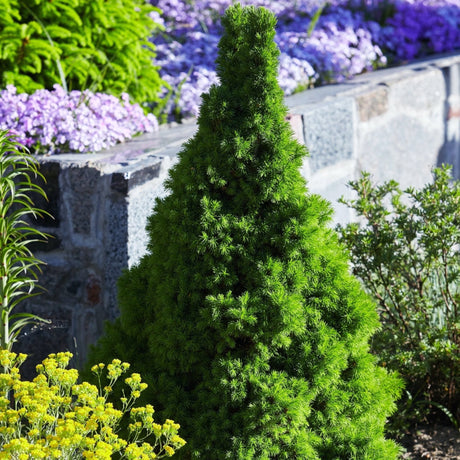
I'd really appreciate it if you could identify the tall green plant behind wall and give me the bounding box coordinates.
[0,0,164,107]
[89,5,402,458]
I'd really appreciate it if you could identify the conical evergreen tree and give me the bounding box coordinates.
[89,5,402,458]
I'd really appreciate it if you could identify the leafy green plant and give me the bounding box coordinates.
[0,130,51,351]
[307,2,328,38]
[0,0,165,108]
[0,349,185,459]
[89,5,402,458]
[338,166,460,429]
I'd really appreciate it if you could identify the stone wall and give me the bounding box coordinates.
[17,51,460,373]
[286,52,460,222]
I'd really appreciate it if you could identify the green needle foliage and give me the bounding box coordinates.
[89,5,402,458]
[338,166,460,430]
[0,130,51,351]
[0,0,164,108]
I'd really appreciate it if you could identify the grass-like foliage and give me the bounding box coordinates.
[0,0,164,107]
[89,5,402,458]
[0,130,51,351]
[338,166,460,430]
[0,350,185,458]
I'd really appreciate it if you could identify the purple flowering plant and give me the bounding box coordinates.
[378,0,460,61]
[152,0,460,119]
[1,0,459,153]
[0,85,158,155]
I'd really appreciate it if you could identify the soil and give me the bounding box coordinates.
[400,424,460,459]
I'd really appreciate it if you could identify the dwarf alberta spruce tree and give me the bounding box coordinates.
[89,5,402,458]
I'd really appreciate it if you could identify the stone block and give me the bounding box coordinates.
[67,163,102,193]
[357,114,443,189]
[33,261,72,304]
[14,298,74,380]
[285,81,349,108]
[308,160,357,225]
[69,197,93,235]
[387,68,446,112]
[302,98,355,172]
[104,197,129,320]
[15,320,72,380]
[439,63,460,179]
[35,161,60,228]
[29,232,61,253]
[62,165,103,236]
[286,113,305,144]
[356,85,388,121]
[86,274,102,307]
[111,156,162,195]
[126,156,177,267]
[73,309,101,368]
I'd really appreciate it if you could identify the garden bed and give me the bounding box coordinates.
[1,2,459,456]
[402,424,460,459]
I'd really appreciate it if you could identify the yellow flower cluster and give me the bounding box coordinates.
[0,350,186,459]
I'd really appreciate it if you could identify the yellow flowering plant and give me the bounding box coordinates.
[0,350,185,459]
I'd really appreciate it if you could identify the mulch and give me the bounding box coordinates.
[400,424,460,459]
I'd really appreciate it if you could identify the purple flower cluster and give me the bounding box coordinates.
[152,0,460,120]
[152,0,387,118]
[276,7,386,85]
[152,0,386,116]
[378,0,460,60]
[0,85,158,154]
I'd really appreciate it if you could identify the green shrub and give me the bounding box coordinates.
[338,166,460,429]
[0,0,164,108]
[89,5,402,458]
[0,130,51,351]
[0,349,185,459]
